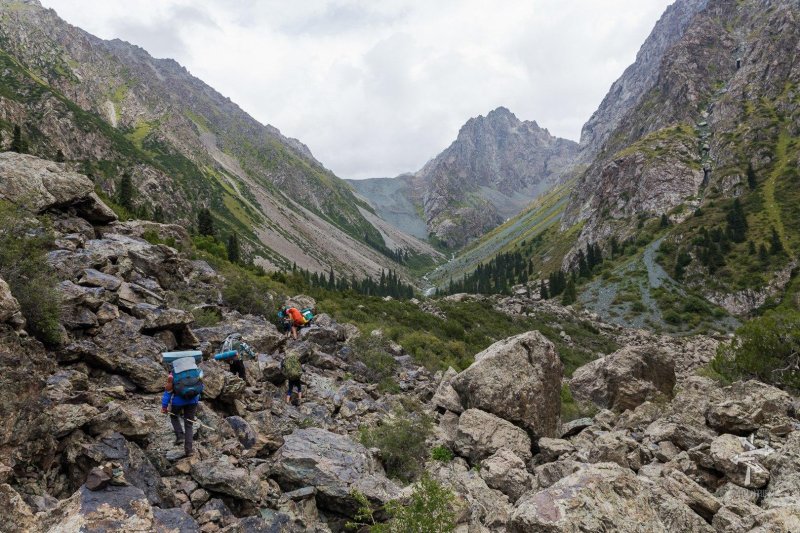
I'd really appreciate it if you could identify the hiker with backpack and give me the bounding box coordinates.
[282,349,303,405]
[280,306,314,340]
[161,352,204,457]
[216,333,255,381]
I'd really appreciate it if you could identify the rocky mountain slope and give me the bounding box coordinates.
[578,0,709,159]
[437,0,800,323]
[0,0,438,279]
[350,107,578,249]
[2,160,799,531]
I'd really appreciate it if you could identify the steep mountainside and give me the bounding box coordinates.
[0,0,438,279]
[351,107,578,249]
[578,0,708,159]
[563,0,800,306]
[436,0,800,323]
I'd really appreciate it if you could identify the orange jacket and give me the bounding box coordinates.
[286,307,306,325]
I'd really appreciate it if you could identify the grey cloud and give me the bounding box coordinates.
[109,5,217,59]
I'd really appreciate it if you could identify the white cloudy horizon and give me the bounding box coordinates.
[40,0,674,179]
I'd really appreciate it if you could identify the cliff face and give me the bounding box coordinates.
[562,0,800,283]
[0,0,437,278]
[416,107,578,248]
[352,107,578,249]
[578,0,709,160]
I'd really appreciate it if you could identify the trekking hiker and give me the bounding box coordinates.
[282,349,303,405]
[217,333,255,380]
[161,353,204,457]
[281,306,312,340]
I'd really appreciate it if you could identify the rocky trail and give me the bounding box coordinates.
[1,155,800,532]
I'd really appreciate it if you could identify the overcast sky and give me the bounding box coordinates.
[41,0,673,179]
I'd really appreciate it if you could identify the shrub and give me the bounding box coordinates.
[0,201,62,345]
[347,335,397,384]
[560,383,597,422]
[222,271,273,316]
[710,310,800,389]
[347,475,456,533]
[191,307,221,327]
[430,446,454,463]
[359,410,433,482]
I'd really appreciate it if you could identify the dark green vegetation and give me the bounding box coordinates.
[293,265,415,299]
[710,309,800,390]
[348,475,456,532]
[345,335,399,392]
[0,201,61,345]
[358,409,433,482]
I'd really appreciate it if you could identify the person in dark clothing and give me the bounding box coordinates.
[161,372,200,457]
[220,333,255,381]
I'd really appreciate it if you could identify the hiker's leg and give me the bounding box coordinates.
[170,405,184,439]
[286,381,292,404]
[231,359,246,380]
[291,324,298,339]
[183,403,197,455]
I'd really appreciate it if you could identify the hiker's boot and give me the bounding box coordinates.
[174,434,184,445]
[184,447,194,458]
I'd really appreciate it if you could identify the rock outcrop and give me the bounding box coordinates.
[452,330,562,438]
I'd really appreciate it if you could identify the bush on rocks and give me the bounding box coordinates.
[359,410,433,483]
[0,201,62,345]
[710,310,800,390]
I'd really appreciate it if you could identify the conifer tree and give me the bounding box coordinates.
[55,149,65,163]
[118,172,134,211]
[197,208,215,236]
[10,124,24,153]
[770,227,783,255]
[540,281,549,300]
[660,214,670,228]
[328,267,335,290]
[747,162,757,190]
[759,243,770,264]
[726,198,747,243]
[227,232,240,263]
[562,278,577,305]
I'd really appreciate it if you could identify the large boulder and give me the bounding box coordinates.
[131,303,193,332]
[709,434,770,488]
[81,316,168,392]
[451,331,562,438]
[0,329,57,471]
[431,458,512,529]
[87,402,158,440]
[431,367,463,413]
[98,220,192,251]
[0,484,37,533]
[570,345,676,411]
[191,456,261,502]
[43,485,155,532]
[0,152,116,222]
[194,316,283,354]
[454,408,532,463]
[271,428,400,515]
[480,448,536,502]
[705,380,793,435]
[509,463,707,532]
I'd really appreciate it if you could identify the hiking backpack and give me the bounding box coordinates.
[282,352,302,381]
[172,357,204,400]
[222,333,255,359]
[300,308,315,323]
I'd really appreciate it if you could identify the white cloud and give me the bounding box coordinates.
[40,0,673,179]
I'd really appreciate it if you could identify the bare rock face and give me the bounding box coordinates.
[42,484,163,532]
[191,456,261,502]
[0,483,37,533]
[452,330,562,438]
[454,408,533,463]
[431,367,463,413]
[480,448,536,502]
[0,277,24,329]
[0,152,116,223]
[709,434,769,489]
[509,462,707,532]
[705,380,793,435]
[570,345,676,412]
[271,428,400,515]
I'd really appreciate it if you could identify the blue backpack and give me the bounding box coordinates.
[172,357,204,400]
